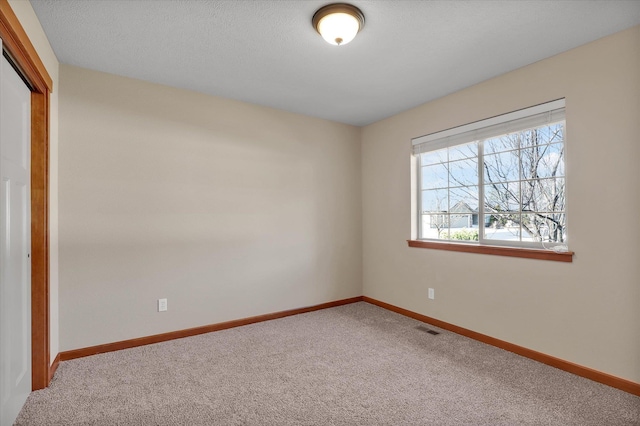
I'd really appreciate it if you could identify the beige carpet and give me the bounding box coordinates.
[15,302,640,425]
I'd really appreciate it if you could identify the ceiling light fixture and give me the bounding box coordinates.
[312,3,365,46]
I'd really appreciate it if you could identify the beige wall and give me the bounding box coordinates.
[49,15,640,384]
[362,26,640,383]
[8,0,60,364]
[58,65,362,351]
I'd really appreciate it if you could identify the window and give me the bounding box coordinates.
[412,99,567,250]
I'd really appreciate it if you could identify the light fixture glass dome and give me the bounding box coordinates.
[317,12,359,45]
[313,4,365,46]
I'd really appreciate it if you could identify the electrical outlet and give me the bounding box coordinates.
[428,288,435,300]
[158,298,168,312]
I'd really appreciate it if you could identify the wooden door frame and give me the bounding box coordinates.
[0,0,52,391]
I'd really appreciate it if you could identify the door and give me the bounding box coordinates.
[0,49,32,426]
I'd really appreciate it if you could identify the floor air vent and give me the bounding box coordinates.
[416,325,440,335]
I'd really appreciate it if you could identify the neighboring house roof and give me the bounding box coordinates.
[450,201,475,214]
[426,201,497,215]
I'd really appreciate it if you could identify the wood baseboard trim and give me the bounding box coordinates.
[362,296,640,397]
[60,296,364,362]
[49,353,60,382]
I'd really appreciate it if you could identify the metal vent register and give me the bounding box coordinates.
[416,325,440,335]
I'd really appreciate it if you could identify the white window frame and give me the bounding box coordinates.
[412,99,567,250]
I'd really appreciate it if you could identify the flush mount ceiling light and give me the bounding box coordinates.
[312,3,365,46]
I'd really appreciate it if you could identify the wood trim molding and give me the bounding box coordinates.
[0,0,52,390]
[363,296,640,397]
[0,0,52,92]
[408,240,574,262]
[30,91,50,390]
[49,353,60,382]
[60,297,364,361]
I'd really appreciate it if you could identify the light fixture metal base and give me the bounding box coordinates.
[312,3,365,45]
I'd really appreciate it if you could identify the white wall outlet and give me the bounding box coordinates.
[428,288,435,300]
[158,298,168,312]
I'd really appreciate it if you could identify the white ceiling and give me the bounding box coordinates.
[31,0,640,126]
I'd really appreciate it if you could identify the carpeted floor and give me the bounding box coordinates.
[15,302,640,425]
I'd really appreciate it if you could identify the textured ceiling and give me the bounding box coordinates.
[31,0,640,126]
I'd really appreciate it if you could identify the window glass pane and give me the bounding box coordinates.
[450,186,479,213]
[448,142,477,161]
[484,214,527,241]
[421,189,448,213]
[421,214,449,240]
[416,104,566,247]
[520,128,544,149]
[522,213,567,243]
[449,214,473,230]
[521,143,564,179]
[420,148,447,166]
[484,183,519,213]
[521,178,565,213]
[521,123,564,147]
[484,134,519,154]
[449,158,478,187]
[484,151,519,183]
[421,163,448,190]
[546,123,564,144]
[444,228,479,241]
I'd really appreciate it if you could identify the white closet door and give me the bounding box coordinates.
[0,49,32,426]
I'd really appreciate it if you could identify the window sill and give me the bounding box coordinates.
[407,240,574,262]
